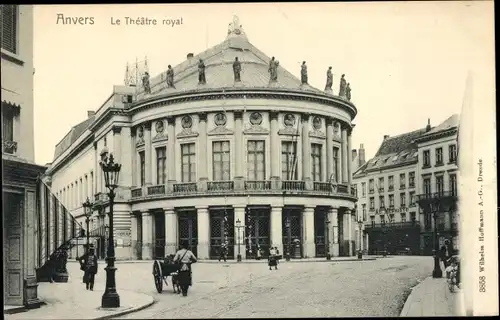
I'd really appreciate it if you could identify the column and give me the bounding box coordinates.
[130,213,139,259]
[341,125,348,183]
[234,111,244,189]
[164,207,177,255]
[234,206,246,259]
[144,122,152,185]
[331,207,339,257]
[166,117,176,191]
[93,142,98,196]
[301,113,311,184]
[121,127,133,188]
[141,210,153,259]
[365,232,369,254]
[347,127,352,187]
[269,111,280,183]
[302,206,315,258]
[326,119,334,181]
[270,206,283,254]
[198,113,208,191]
[112,126,123,198]
[345,209,353,256]
[326,207,334,256]
[131,127,137,187]
[196,206,209,259]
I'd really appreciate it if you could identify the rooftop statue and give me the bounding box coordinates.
[227,15,246,38]
[301,61,308,85]
[233,57,242,82]
[142,72,151,94]
[198,59,206,85]
[268,56,279,82]
[166,65,175,88]
[346,83,352,101]
[325,67,333,91]
[338,74,347,98]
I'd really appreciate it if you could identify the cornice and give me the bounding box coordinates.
[414,127,458,144]
[47,133,95,174]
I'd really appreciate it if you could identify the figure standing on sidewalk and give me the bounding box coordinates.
[268,247,278,270]
[78,245,98,290]
[219,242,228,262]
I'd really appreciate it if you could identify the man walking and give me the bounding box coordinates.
[219,241,228,262]
[78,245,98,290]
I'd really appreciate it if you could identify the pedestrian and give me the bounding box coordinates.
[268,247,278,270]
[173,240,198,296]
[275,247,281,265]
[218,242,228,262]
[439,240,450,268]
[256,245,262,260]
[78,245,98,291]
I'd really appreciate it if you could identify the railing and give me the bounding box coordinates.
[388,185,394,191]
[245,180,271,191]
[94,192,109,202]
[208,181,234,192]
[378,188,384,193]
[282,180,305,191]
[416,191,458,201]
[88,225,107,237]
[365,221,421,229]
[173,182,197,194]
[369,189,374,194]
[409,182,415,188]
[400,184,406,190]
[337,184,348,194]
[148,184,165,195]
[314,182,331,193]
[131,187,143,198]
[2,140,18,154]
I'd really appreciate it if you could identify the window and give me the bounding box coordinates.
[281,141,298,180]
[212,141,230,180]
[409,172,415,187]
[369,197,375,210]
[388,176,394,191]
[400,193,406,207]
[380,215,386,225]
[90,171,94,195]
[423,178,431,195]
[424,213,432,230]
[409,191,415,206]
[379,195,385,209]
[370,216,375,227]
[368,179,374,193]
[388,214,395,223]
[389,194,394,208]
[361,182,366,197]
[247,140,265,180]
[332,147,339,182]
[437,215,445,231]
[1,104,16,154]
[139,151,145,186]
[450,174,457,196]
[399,173,406,189]
[449,145,457,163]
[435,147,443,165]
[156,147,167,184]
[311,144,322,181]
[423,150,431,167]
[378,177,384,192]
[1,5,18,54]
[401,212,407,223]
[436,176,444,196]
[362,204,367,221]
[410,212,416,224]
[181,143,196,182]
[84,175,88,200]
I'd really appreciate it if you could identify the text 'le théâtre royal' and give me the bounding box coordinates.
[110,16,184,27]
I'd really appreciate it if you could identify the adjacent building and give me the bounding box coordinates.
[43,17,360,261]
[353,115,459,255]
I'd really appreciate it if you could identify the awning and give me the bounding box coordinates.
[1,88,22,113]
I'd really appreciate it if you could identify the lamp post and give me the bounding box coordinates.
[82,197,93,254]
[431,201,443,278]
[235,218,244,262]
[325,216,331,260]
[285,217,291,261]
[99,153,121,308]
[357,216,363,260]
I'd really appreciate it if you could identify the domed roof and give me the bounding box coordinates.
[136,16,323,100]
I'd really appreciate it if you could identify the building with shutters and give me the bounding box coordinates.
[43,16,359,261]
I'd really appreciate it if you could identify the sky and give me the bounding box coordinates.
[33,2,495,165]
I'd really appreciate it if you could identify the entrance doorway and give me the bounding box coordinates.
[3,191,24,306]
[209,208,234,259]
[154,212,165,259]
[314,208,327,257]
[177,210,198,256]
[282,207,303,258]
[246,206,270,259]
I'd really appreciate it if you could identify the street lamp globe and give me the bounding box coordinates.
[82,197,93,217]
[100,154,121,191]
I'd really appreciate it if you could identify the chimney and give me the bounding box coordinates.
[426,118,432,132]
[359,143,366,165]
[384,135,390,140]
[187,53,194,59]
[87,110,96,118]
[352,149,357,161]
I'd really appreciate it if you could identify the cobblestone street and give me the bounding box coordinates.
[96,256,435,318]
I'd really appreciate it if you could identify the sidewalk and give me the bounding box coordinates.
[4,281,154,320]
[400,276,466,317]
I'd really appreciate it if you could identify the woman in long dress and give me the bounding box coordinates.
[173,241,198,296]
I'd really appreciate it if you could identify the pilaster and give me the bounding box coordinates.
[144,122,152,185]
[166,116,176,191]
[269,110,280,184]
[120,127,132,190]
[233,206,246,259]
[164,207,177,255]
[345,209,353,256]
[302,206,315,257]
[234,110,244,190]
[341,125,348,183]
[331,207,339,257]
[141,210,153,260]
[347,126,352,187]
[301,113,312,189]
[131,127,137,187]
[93,141,98,196]
[270,206,283,254]
[130,213,139,259]
[326,118,334,181]
[198,113,208,187]
[196,206,209,259]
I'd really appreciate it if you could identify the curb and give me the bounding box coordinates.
[94,296,155,320]
[399,277,427,317]
[70,258,378,264]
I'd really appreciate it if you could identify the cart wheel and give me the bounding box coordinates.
[153,260,163,293]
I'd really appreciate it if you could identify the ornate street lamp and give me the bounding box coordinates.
[285,217,291,261]
[325,217,331,260]
[82,197,93,255]
[357,215,363,260]
[99,153,121,308]
[430,200,443,278]
[235,218,244,262]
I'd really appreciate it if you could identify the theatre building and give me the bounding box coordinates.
[44,17,359,260]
